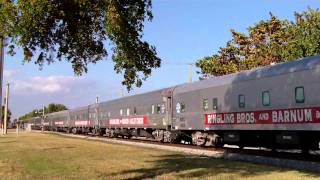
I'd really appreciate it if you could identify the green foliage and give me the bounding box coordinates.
[47,103,68,113]
[19,103,68,121]
[280,7,320,60]
[0,0,160,90]
[196,7,320,78]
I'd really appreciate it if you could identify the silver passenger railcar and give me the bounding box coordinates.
[172,56,320,150]
[45,110,69,131]
[99,88,173,141]
[24,56,320,152]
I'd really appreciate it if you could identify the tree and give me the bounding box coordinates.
[19,103,68,121]
[280,7,320,60]
[196,8,320,78]
[0,0,160,90]
[46,103,68,113]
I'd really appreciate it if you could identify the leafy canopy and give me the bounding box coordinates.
[19,103,68,121]
[0,0,160,90]
[196,7,320,78]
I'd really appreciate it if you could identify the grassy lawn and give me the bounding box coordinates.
[0,130,319,180]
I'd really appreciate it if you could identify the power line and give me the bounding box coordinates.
[162,62,195,66]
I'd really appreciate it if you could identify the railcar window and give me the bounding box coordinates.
[239,95,245,108]
[262,91,270,106]
[176,102,186,113]
[151,105,155,114]
[127,108,130,116]
[157,104,161,114]
[176,102,181,113]
[212,98,218,110]
[161,104,166,114]
[120,109,123,116]
[108,112,111,118]
[133,107,137,115]
[181,103,186,112]
[295,87,305,103]
[203,99,209,111]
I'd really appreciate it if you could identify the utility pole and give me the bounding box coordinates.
[188,63,193,83]
[16,117,19,136]
[3,82,9,134]
[121,87,124,97]
[0,37,4,135]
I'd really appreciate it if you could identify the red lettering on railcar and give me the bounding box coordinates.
[54,121,64,125]
[74,120,91,126]
[104,116,148,126]
[205,107,320,125]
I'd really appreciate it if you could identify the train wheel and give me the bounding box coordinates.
[206,133,224,147]
[91,128,96,136]
[110,129,115,138]
[152,130,164,142]
[164,131,179,143]
[72,128,77,134]
[192,131,207,146]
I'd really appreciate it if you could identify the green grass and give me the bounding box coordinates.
[0,130,319,180]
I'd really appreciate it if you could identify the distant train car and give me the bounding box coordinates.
[23,56,320,152]
[46,110,69,132]
[99,88,172,141]
[24,117,42,130]
[68,106,91,134]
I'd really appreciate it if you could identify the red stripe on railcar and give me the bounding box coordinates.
[54,121,64,125]
[74,120,91,126]
[104,116,148,126]
[205,107,320,125]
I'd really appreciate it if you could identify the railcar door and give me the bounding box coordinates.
[163,96,171,130]
[95,103,100,127]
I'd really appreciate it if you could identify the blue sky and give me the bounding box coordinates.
[4,0,320,118]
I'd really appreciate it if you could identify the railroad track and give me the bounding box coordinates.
[41,130,320,162]
[98,135,320,162]
[129,139,320,162]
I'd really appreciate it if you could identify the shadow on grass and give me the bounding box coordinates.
[0,136,14,139]
[112,154,319,180]
[0,140,17,144]
[41,146,76,151]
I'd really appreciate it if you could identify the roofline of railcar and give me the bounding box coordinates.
[173,55,320,93]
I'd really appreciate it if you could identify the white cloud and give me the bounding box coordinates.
[12,75,95,95]
[4,69,19,79]
[9,75,100,119]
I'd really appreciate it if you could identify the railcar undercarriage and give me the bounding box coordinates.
[42,126,320,154]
